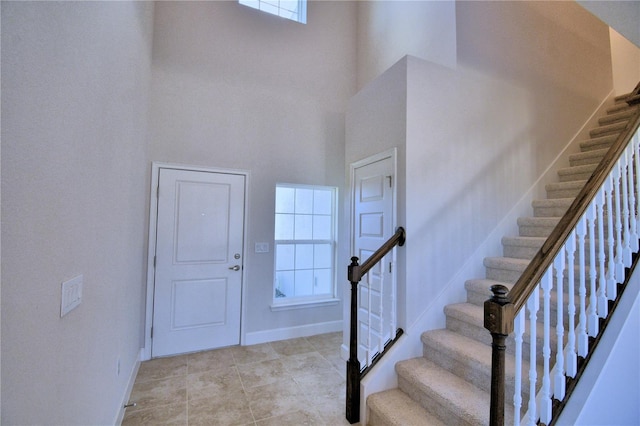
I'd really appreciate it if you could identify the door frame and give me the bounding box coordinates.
[143,162,250,360]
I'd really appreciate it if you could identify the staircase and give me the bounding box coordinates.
[367,96,640,425]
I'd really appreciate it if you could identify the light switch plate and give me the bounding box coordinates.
[255,242,269,253]
[61,275,83,317]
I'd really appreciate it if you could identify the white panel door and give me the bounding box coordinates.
[352,154,394,363]
[152,168,245,357]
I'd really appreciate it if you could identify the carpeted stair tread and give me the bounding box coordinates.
[465,278,514,303]
[607,104,629,114]
[607,102,638,114]
[446,301,566,347]
[569,148,610,166]
[484,256,530,271]
[420,329,532,399]
[614,92,636,103]
[557,163,598,182]
[589,121,627,138]
[517,216,560,237]
[485,255,598,285]
[579,133,619,152]
[532,198,574,217]
[502,236,545,259]
[598,108,637,125]
[546,180,587,198]
[396,357,513,426]
[368,388,446,426]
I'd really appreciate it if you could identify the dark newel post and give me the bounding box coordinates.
[346,256,361,424]
[484,284,514,426]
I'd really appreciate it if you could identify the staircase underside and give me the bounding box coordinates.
[367,97,639,425]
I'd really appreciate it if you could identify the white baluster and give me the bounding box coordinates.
[565,230,578,377]
[390,254,397,341]
[366,272,374,366]
[378,263,384,358]
[631,132,640,222]
[539,269,552,424]
[596,188,608,318]
[527,286,539,426]
[554,249,566,400]
[613,161,625,280]
[587,203,599,337]
[620,152,632,267]
[626,144,639,251]
[514,309,525,426]
[605,175,618,300]
[576,215,589,357]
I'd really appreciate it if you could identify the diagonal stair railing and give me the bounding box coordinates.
[345,226,406,424]
[485,90,640,426]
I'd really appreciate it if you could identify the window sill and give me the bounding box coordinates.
[270,298,340,312]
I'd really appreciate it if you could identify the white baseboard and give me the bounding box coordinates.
[114,349,143,426]
[244,320,343,346]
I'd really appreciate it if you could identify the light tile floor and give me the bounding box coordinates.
[122,332,355,425]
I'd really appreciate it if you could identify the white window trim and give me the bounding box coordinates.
[272,183,338,307]
[270,298,340,312]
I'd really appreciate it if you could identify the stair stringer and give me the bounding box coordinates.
[356,90,617,425]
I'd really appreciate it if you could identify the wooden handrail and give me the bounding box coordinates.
[348,226,406,283]
[346,226,406,424]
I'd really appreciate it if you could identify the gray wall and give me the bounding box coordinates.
[1,2,154,423]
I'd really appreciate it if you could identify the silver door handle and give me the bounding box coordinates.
[229,265,241,271]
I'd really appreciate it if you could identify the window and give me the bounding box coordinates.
[239,0,307,24]
[273,184,337,305]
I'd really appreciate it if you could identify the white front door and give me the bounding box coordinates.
[351,151,395,363]
[152,168,245,357]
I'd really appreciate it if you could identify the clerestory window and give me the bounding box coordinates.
[273,184,337,305]
[239,0,307,24]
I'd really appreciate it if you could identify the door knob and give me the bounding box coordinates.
[229,265,241,271]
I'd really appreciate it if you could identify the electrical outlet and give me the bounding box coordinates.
[61,275,83,317]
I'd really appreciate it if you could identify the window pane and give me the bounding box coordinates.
[275,244,295,270]
[295,244,313,269]
[314,243,332,268]
[294,270,313,296]
[275,213,294,240]
[276,187,295,213]
[295,188,313,214]
[313,189,332,214]
[259,1,279,15]
[313,215,332,240]
[279,0,298,13]
[239,0,260,8]
[294,214,312,240]
[276,271,294,298]
[314,269,332,295]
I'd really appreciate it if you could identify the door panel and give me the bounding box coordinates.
[353,155,394,363]
[152,168,245,357]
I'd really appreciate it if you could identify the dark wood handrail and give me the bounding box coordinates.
[349,226,406,283]
[508,105,640,313]
[346,226,406,424]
